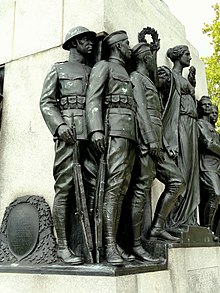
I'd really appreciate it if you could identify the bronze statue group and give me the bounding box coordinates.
[40,26,220,266]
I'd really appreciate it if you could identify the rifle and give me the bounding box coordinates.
[94,109,109,263]
[71,114,94,263]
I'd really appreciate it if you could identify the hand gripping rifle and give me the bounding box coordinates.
[71,114,94,263]
[94,109,109,263]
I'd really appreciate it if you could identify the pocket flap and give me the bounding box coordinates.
[59,73,83,80]
[112,73,129,82]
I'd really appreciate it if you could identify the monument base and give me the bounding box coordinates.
[143,225,220,259]
[0,260,166,276]
[167,225,218,245]
[0,245,220,293]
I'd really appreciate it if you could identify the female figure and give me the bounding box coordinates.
[159,45,200,229]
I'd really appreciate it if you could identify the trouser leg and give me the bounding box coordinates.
[150,152,186,241]
[131,153,155,242]
[130,154,160,263]
[132,191,161,263]
[53,193,83,264]
[200,172,220,242]
[200,171,220,232]
[204,195,220,230]
[103,137,135,265]
[132,190,149,242]
[53,198,68,248]
[83,143,99,241]
[53,139,83,264]
[103,191,118,247]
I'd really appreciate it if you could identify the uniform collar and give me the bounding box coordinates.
[109,56,125,67]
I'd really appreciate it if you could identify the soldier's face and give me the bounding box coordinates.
[120,39,131,59]
[210,106,218,124]
[143,49,154,70]
[200,99,212,116]
[76,35,93,55]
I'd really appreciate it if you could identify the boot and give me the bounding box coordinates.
[132,239,161,263]
[105,244,124,266]
[204,201,218,231]
[57,240,83,264]
[150,191,180,242]
[204,201,219,242]
[150,226,180,242]
[150,214,180,242]
[115,192,135,262]
[117,244,135,262]
[53,204,83,264]
[103,192,124,266]
[131,191,161,263]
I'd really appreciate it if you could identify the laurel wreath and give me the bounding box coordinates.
[138,27,160,51]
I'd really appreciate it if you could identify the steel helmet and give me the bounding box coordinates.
[62,26,96,50]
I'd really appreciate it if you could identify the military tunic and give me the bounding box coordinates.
[86,58,136,141]
[86,57,137,241]
[130,71,185,234]
[40,61,90,204]
[130,71,162,191]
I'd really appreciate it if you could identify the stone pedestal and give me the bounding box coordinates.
[0,246,220,293]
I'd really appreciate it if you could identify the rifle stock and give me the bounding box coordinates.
[94,109,109,263]
[94,153,106,263]
[72,116,94,263]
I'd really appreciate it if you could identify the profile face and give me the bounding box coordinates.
[120,39,131,59]
[76,34,93,55]
[210,105,218,124]
[179,49,191,67]
[144,49,154,70]
[199,98,212,116]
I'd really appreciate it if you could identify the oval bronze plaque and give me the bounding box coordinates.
[7,203,39,260]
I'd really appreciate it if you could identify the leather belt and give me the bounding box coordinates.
[105,95,136,111]
[59,96,85,110]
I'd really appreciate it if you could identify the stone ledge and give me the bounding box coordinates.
[0,260,166,277]
[0,246,220,293]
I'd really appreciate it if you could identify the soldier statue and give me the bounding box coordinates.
[197,96,220,233]
[85,30,160,265]
[130,41,185,254]
[40,26,96,264]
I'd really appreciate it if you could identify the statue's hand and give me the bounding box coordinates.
[150,39,160,53]
[167,146,178,159]
[139,144,148,156]
[91,132,105,153]
[57,124,76,144]
[157,150,165,164]
[148,142,160,157]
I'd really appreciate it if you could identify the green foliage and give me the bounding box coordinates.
[202,3,220,129]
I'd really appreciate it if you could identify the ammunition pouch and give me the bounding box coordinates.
[105,95,136,112]
[59,96,85,110]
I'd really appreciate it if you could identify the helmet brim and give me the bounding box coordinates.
[62,31,96,51]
